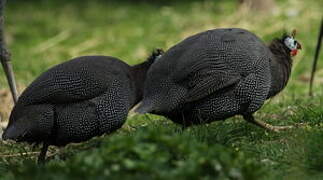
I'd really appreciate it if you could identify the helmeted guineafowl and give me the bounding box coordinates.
[2,49,164,163]
[136,28,301,131]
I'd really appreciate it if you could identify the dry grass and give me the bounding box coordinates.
[0,89,14,124]
[0,86,25,124]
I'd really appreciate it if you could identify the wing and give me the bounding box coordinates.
[176,56,241,102]
[18,56,130,105]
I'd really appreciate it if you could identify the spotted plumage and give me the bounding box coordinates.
[2,49,164,162]
[136,28,301,130]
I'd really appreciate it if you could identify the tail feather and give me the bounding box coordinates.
[134,101,154,114]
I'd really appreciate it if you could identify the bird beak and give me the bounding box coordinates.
[1,51,19,103]
[297,43,302,50]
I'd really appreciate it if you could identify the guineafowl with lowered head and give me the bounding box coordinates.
[136,28,301,131]
[2,49,164,163]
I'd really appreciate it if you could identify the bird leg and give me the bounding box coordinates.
[243,114,293,132]
[37,143,49,164]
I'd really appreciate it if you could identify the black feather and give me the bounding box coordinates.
[137,28,297,128]
[2,49,163,162]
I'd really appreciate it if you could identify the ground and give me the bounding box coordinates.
[0,0,322,179]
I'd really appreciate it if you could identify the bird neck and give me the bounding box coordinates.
[267,38,293,98]
[130,60,154,106]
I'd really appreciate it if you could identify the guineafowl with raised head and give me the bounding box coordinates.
[2,49,164,163]
[136,28,301,131]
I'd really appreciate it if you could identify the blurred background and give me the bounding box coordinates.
[0,0,322,122]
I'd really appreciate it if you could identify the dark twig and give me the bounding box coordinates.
[0,0,18,103]
[309,17,323,96]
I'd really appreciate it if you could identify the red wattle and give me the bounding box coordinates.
[290,49,298,56]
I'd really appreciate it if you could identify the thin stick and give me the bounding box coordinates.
[0,149,58,158]
[309,18,323,96]
[0,0,18,103]
[0,151,39,158]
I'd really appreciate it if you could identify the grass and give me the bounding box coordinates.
[0,0,323,179]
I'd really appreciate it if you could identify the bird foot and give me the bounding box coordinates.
[258,122,307,132]
[243,114,304,132]
[257,123,294,132]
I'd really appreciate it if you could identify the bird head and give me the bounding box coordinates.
[283,29,302,56]
[146,48,164,64]
[2,104,54,143]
